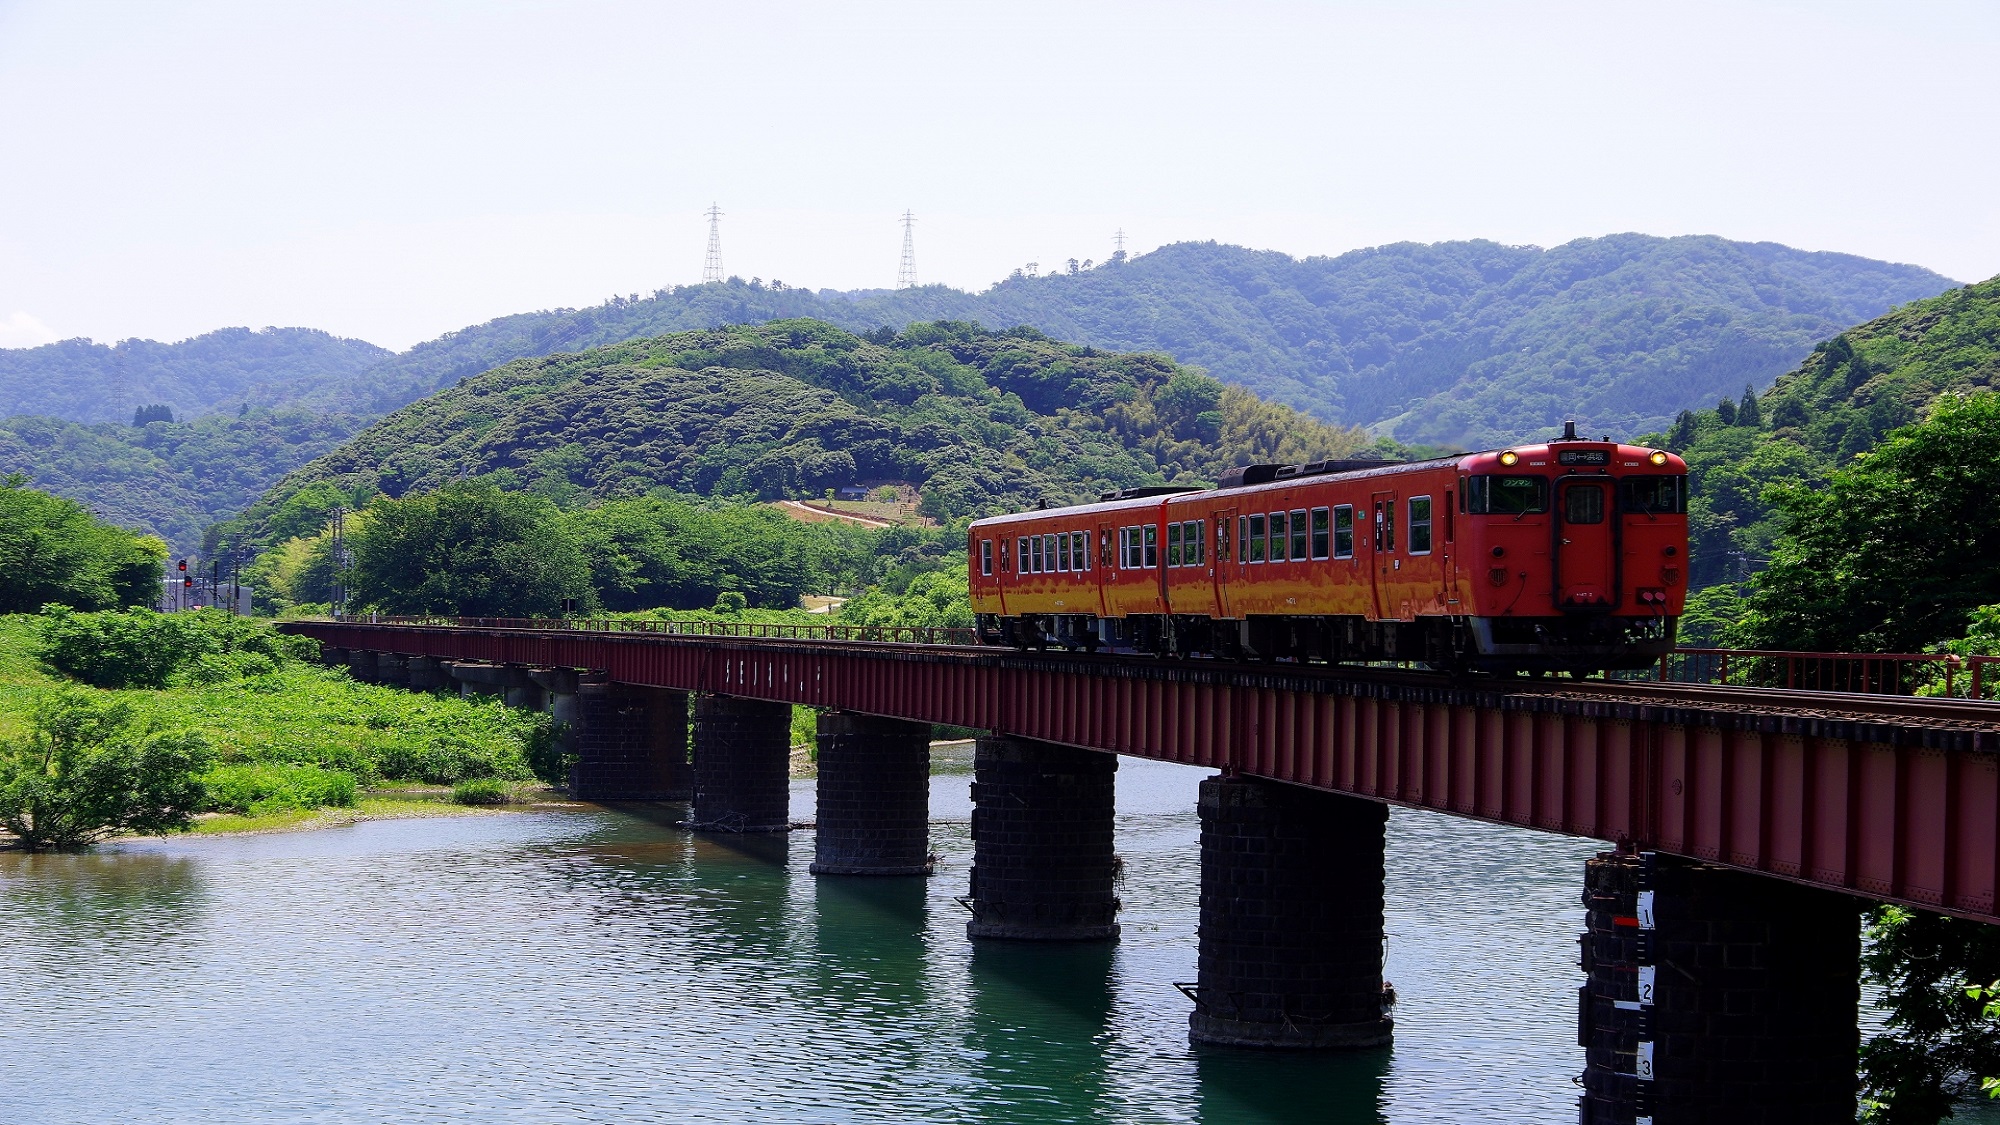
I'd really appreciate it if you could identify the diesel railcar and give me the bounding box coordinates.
[966,427,1689,673]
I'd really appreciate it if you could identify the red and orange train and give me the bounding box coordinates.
[966,426,1689,673]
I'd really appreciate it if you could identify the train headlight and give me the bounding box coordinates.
[1498,450,1519,466]
[1648,450,1668,465]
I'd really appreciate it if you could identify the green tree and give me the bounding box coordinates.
[0,475,166,612]
[1742,392,2000,653]
[1736,382,1762,428]
[1860,907,2000,1122]
[0,689,213,850]
[347,481,595,617]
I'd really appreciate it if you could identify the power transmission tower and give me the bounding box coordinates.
[1112,228,1128,263]
[897,210,918,289]
[703,203,725,283]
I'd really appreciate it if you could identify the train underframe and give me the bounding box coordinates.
[977,611,1676,675]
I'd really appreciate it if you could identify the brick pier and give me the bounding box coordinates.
[966,736,1120,941]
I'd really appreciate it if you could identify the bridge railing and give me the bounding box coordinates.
[327,613,979,648]
[1655,647,2000,700]
[311,615,1999,700]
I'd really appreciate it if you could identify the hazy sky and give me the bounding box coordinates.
[2,0,1993,351]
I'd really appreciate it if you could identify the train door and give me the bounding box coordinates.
[1369,490,1400,620]
[1554,478,1615,608]
[1093,521,1116,617]
[1210,505,1236,618]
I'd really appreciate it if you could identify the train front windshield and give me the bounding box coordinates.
[1465,475,1549,515]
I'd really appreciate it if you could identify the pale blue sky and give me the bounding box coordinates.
[1,0,1992,350]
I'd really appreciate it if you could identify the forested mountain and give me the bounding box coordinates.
[220,319,1371,549]
[0,327,389,424]
[290,237,1954,448]
[1647,275,2000,589]
[5,238,1952,449]
[0,409,369,553]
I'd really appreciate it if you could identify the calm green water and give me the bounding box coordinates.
[0,757,1619,1123]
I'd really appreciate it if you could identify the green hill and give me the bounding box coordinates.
[0,409,370,554]
[221,319,1372,548]
[1650,276,2000,589]
[3,238,1952,446]
[0,327,389,424]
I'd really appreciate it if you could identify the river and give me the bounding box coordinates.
[0,754,1784,1123]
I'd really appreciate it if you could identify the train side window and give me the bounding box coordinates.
[1377,504,1397,552]
[1074,531,1089,571]
[1059,532,1072,571]
[1333,506,1354,558]
[1117,527,1129,569]
[1409,497,1433,554]
[1017,537,1028,573]
[1166,522,1183,567]
[1028,535,1040,573]
[1247,514,1266,563]
[1236,516,1248,563]
[981,540,993,576]
[1268,512,1287,562]
[1143,524,1158,568]
[1190,520,1205,566]
[1310,508,1329,559]
[1289,509,1307,561]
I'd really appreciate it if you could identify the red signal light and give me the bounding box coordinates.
[183,577,193,588]
[178,559,188,572]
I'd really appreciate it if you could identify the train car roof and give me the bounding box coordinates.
[966,439,1682,530]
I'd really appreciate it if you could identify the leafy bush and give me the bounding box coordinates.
[372,731,531,785]
[36,605,313,689]
[0,689,212,850]
[0,476,165,613]
[201,761,357,815]
[450,778,512,806]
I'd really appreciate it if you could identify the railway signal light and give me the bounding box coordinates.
[177,559,187,572]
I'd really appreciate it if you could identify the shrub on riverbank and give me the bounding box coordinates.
[0,689,212,850]
[37,605,317,689]
[0,613,550,830]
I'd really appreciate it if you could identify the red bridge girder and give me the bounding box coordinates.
[289,622,2000,925]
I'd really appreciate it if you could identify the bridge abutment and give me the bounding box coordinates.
[406,655,449,691]
[568,682,691,801]
[1579,851,1859,1124]
[1188,776,1392,1049]
[690,696,792,832]
[345,648,381,683]
[811,712,932,876]
[966,736,1119,941]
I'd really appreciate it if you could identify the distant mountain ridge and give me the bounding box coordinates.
[2,236,1956,448]
[0,327,389,425]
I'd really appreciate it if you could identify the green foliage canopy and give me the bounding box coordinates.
[37,605,315,689]
[347,481,595,617]
[0,688,212,850]
[0,476,165,613]
[1740,392,2000,653]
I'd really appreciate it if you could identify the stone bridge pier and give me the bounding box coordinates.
[1579,850,1860,1123]
[689,695,791,832]
[811,713,932,876]
[965,736,1120,941]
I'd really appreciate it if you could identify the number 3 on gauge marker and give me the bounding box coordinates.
[1636,1040,1655,1081]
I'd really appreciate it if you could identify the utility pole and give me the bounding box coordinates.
[897,210,917,289]
[703,203,725,283]
[330,506,349,619]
